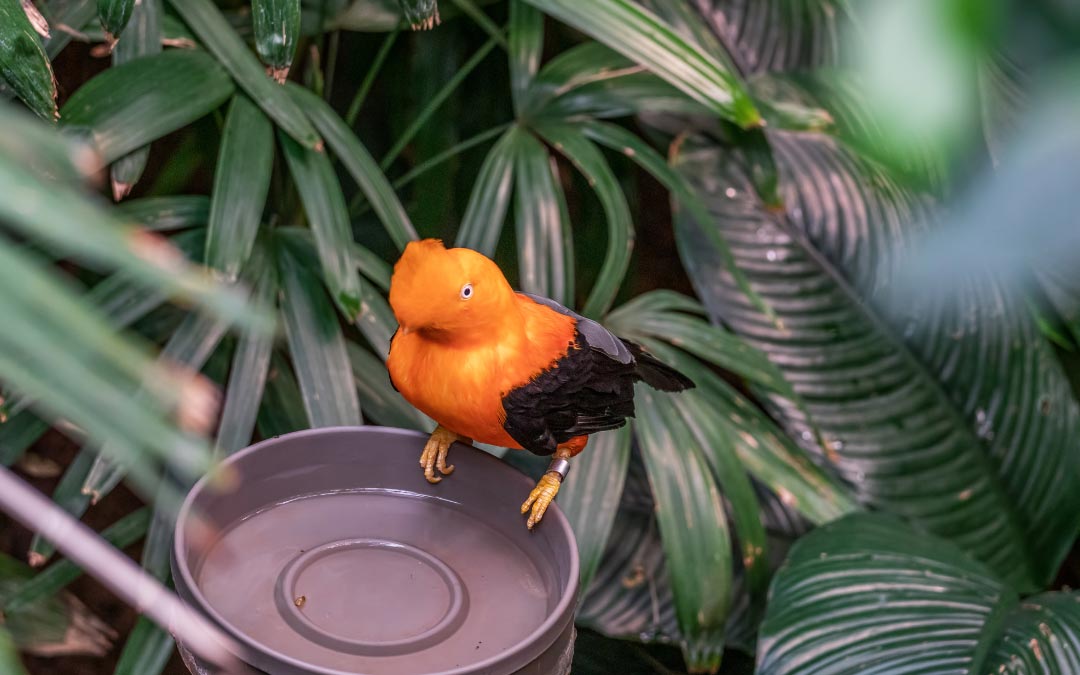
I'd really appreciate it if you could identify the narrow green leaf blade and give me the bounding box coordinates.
[112,0,160,60]
[557,426,630,593]
[109,0,162,200]
[216,277,275,457]
[80,311,229,503]
[0,548,116,656]
[139,505,171,582]
[612,311,790,395]
[455,126,518,255]
[512,130,572,305]
[119,196,210,232]
[0,0,57,121]
[4,508,150,613]
[205,95,273,281]
[635,386,731,671]
[346,342,428,430]
[353,241,392,291]
[0,412,48,467]
[278,247,362,427]
[0,101,98,186]
[534,123,632,318]
[677,386,769,595]
[509,0,542,116]
[287,83,417,250]
[279,130,363,319]
[605,288,705,317]
[61,49,233,164]
[581,119,777,324]
[522,0,759,126]
[109,148,149,201]
[113,617,173,675]
[355,279,398,357]
[631,336,857,526]
[98,0,135,41]
[0,628,27,675]
[275,226,397,354]
[636,0,739,71]
[527,42,704,121]
[528,42,634,112]
[85,229,206,332]
[166,0,321,148]
[27,449,94,567]
[256,354,309,437]
[252,0,300,82]
[0,241,220,485]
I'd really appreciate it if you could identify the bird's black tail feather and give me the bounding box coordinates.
[624,341,695,392]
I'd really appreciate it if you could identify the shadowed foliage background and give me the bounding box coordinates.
[2,0,1080,674]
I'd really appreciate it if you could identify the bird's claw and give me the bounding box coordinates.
[420,426,463,484]
[521,472,562,530]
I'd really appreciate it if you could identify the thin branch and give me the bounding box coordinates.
[0,467,244,673]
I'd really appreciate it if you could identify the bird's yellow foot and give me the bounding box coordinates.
[420,425,467,484]
[521,472,562,530]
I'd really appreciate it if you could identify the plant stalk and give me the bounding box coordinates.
[345,26,401,127]
[0,466,244,672]
[349,122,510,217]
[379,30,502,171]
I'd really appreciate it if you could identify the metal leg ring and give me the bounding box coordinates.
[546,458,571,481]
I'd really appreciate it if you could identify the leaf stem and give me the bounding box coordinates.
[378,30,503,171]
[345,26,401,127]
[349,122,511,217]
[394,122,512,190]
[446,0,509,49]
[324,29,341,101]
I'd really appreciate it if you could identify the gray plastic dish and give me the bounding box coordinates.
[171,426,579,675]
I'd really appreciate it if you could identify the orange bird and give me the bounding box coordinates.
[387,239,694,528]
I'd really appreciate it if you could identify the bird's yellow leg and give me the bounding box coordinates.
[521,450,573,530]
[420,425,468,484]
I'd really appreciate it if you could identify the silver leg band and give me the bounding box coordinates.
[546,458,571,481]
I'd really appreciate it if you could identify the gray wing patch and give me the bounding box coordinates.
[520,293,633,364]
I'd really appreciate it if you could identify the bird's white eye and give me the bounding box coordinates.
[460,283,473,299]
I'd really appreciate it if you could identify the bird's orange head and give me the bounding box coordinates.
[389,239,516,341]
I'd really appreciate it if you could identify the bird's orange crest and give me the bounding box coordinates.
[389,239,516,343]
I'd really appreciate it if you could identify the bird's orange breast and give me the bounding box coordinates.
[387,295,577,448]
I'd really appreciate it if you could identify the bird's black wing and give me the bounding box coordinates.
[502,295,694,456]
